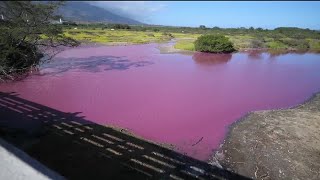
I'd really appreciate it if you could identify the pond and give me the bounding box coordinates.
[1,43,320,161]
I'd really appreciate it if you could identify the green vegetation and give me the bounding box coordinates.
[63,29,179,44]
[60,23,320,52]
[1,2,319,81]
[107,24,131,30]
[0,1,78,80]
[194,35,235,53]
[174,40,195,51]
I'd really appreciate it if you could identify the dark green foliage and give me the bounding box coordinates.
[194,35,235,53]
[111,24,131,29]
[0,38,43,74]
[0,1,79,80]
[62,21,77,26]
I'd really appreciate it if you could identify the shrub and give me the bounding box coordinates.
[0,1,79,80]
[194,34,235,53]
[266,41,287,49]
[279,38,310,50]
[108,24,131,30]
[0,38,43,74]
[250,39,265,48]
[162,32,174,38]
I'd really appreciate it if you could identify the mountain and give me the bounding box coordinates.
[57,2,143,25]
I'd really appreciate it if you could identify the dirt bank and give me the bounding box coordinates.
[212,93,320,179]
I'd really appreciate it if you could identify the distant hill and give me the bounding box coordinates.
[57,2,143,25]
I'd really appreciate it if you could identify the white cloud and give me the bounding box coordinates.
[87,1,167,23]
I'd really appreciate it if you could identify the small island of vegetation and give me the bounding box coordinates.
[194,35,235,53]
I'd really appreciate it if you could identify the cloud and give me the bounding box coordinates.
[87,1,167,23]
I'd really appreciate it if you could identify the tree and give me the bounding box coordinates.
[194,34,235,53]
[109,23,131,30]
[199,25,206,29]
[0,1,79,80]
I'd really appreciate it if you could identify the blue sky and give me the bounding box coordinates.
[92,1,320,30]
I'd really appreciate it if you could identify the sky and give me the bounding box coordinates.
[91,1,320,30]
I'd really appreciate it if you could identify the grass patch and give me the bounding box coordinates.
[63,28,178,44]
[174,39,195,51]
[228,35,255,50]
[266,41,288,49]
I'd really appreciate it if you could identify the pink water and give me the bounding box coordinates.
[1,43,320,161]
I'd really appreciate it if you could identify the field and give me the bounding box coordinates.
[63,28,198,44]
[62,25,320,52]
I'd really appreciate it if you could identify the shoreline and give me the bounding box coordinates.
[77,40,320,55]
[212,92,320,179]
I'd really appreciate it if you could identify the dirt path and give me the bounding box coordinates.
[212,93,320,179]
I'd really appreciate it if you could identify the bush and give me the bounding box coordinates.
[0,1,78,80]
[0,38,43,76]
[279,38,310,50]
[250,39,265,48]
[194,34,235,53]
[162,32,174,38]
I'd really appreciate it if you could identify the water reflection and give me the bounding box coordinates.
[244,50,312,60]
[268,49,309,58]
[37,56,154,76]
[247,50,264,60]
[192,52,232,66]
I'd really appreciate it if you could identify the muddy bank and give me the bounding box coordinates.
[213,93,320,179]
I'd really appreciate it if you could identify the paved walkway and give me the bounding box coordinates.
[0,92,250,180]
[0,138,64,180]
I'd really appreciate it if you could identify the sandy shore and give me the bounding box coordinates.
[212,93,320,179]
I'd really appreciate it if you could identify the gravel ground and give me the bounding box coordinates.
[212,93,320,179]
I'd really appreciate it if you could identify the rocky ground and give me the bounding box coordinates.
[212,93,320,179]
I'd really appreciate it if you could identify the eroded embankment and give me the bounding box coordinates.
[212,93,320,179]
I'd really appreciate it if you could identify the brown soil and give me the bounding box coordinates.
[212,93,320,179]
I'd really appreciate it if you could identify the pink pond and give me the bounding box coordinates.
[1,43,320,161]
